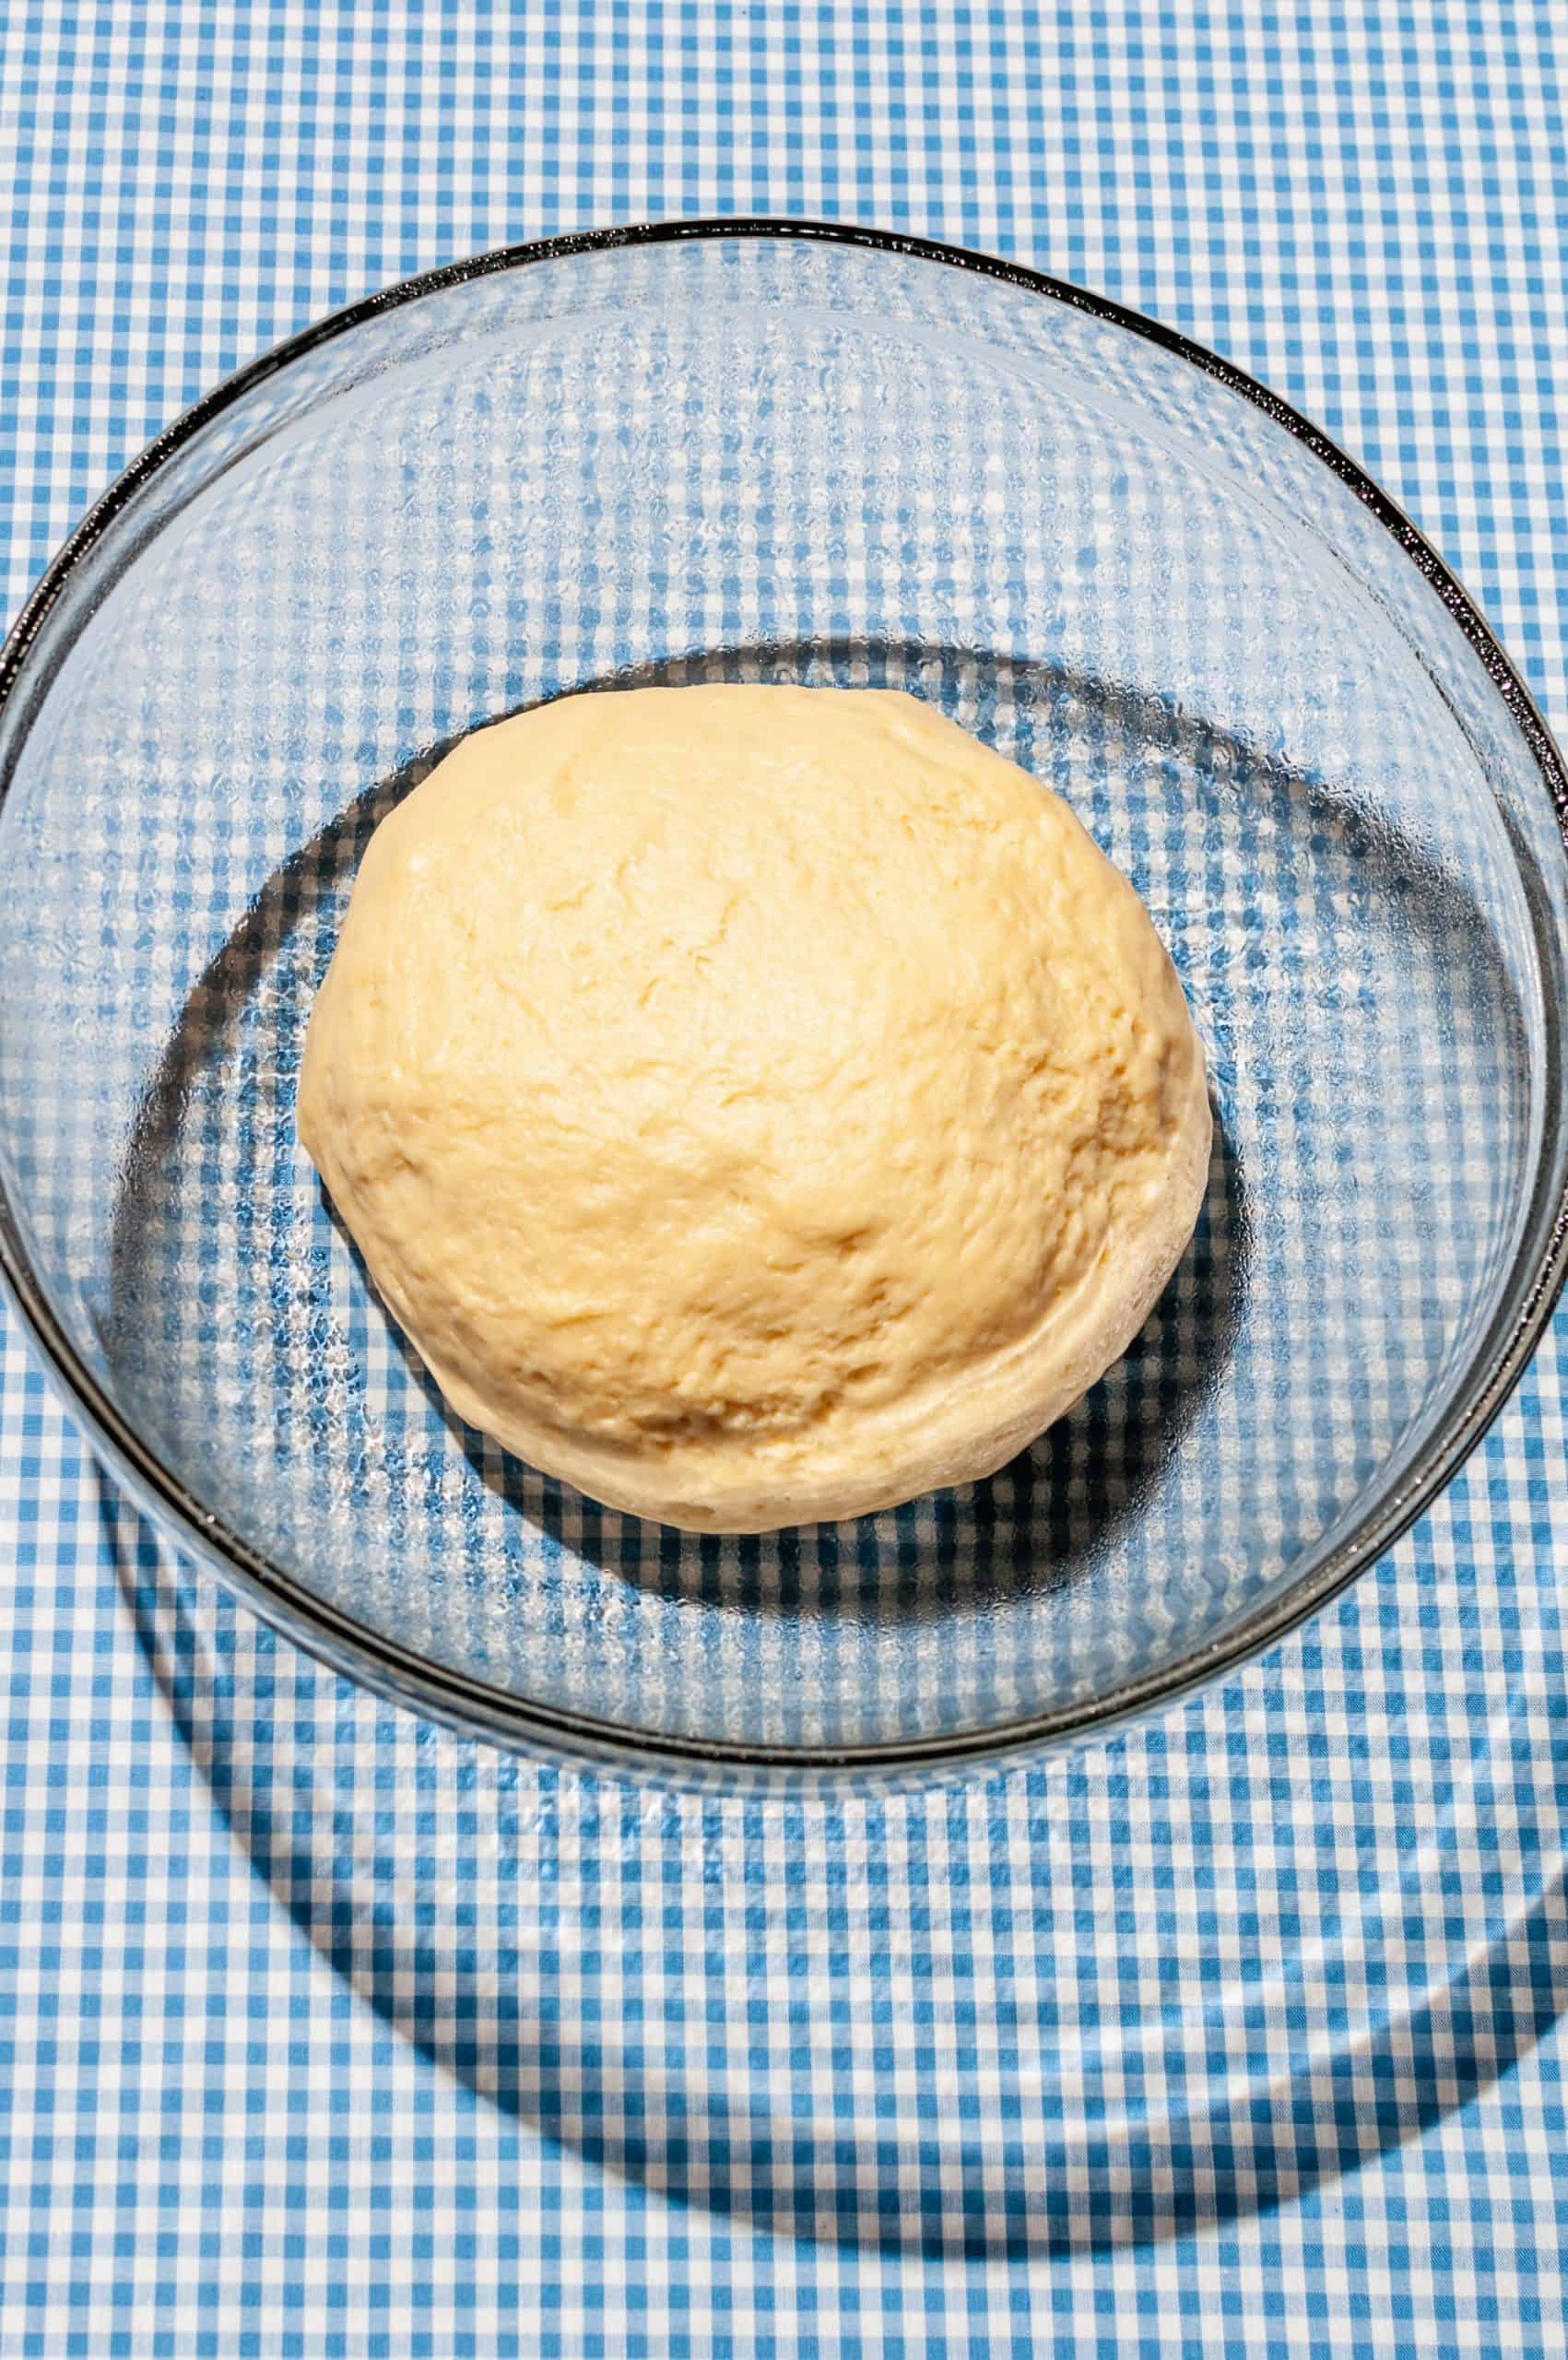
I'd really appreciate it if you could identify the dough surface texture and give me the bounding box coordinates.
[298,685,1210,1531]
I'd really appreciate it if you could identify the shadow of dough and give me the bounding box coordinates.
[108,637,1271,1629]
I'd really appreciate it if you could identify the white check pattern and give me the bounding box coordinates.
[3,4,1568,2354]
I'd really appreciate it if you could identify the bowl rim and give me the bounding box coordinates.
[2,213,1566,1781]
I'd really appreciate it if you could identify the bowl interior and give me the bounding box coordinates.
[2,230,1565,1761]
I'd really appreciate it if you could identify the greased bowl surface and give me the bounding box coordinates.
[1,222,1565,1782]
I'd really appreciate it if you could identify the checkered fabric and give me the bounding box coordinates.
[3,4,1567,2354]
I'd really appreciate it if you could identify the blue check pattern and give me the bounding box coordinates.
[4,5,1568,2354]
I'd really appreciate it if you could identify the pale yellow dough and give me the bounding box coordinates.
[298,685,1210,1531]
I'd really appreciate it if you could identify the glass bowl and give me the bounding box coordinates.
[1,221,1565,1784]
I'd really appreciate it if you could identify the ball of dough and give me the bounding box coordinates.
[298,685,1209,1531]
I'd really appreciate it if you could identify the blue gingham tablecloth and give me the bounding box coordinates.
[5,6,1568,2354]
